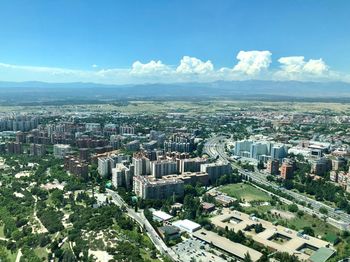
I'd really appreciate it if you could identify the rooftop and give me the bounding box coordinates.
[152,210,173,221]
[193,229,262,262]
[308,247,335,262]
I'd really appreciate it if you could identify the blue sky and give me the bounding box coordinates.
[0,0,349,84]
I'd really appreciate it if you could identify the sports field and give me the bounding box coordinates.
[219,183,272,202]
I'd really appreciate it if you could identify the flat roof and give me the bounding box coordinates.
[152,210,173,221]
[193,229,262,262]
[309,247,335,262]
[172,219,201,232]
[211,208,333,261]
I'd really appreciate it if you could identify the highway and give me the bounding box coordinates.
[106,189,177,261]
[204,136,350,230]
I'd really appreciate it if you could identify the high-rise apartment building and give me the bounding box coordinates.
[53,144,71,159]
[151,160,177,178]
[133,175,184,200]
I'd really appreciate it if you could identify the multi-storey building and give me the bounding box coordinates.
[6,142,23,154]
[143,140,158,151]
[110,135,123,150]
[85,123,101,132]
[266,159,279,175]
[16,131,26,143]
[120,126,135,135]
[311,157,332,176]
[0,116,39,132]
[103,123,117,136]
[164,172,209,186]
[112,163,133,190]
[332,157,347,171]
[234,140,287,163]
[53,144,71,159]
[200,162,232,183]
[29,144,46,157]
[79,148,90,161]
[132,154,150,176]
[164,133,194,153]
[125,140,140,151]
[97,154,130,177]
[133,175,184,200]
[280,162,294,180]
[179,158,207,173]
[98,157,115,177]
[151,160,177,178]
[64,156,89,179]
[271,144,288,162]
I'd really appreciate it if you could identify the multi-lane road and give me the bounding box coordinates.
[204,136,350,230]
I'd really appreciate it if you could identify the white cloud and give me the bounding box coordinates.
[233,50,272,75]
[303,59,328,75]
[176,56,214,74]
[0,51,348,84]
[278,56,305,73]
[276,56,329,80]
[130,60,170,75]
[92,64,98,68]
[0,62,78,75]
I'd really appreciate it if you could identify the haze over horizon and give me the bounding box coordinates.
[1,0,350,85]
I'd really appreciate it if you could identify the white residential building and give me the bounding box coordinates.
[53,144,71,159]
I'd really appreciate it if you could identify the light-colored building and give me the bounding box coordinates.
[234,140,287,163]
[85,123,101,132]
[151,160,177,178]
[112,163,133,189]
[120,126,134,135]
[98,157,114,177]
[132,155,150,176]
[234,140,253,156]
[311,157,332,176]
[200,162,232,183]
[179,158,207,173]
[30,144,46,157]
[172,219,201,233]
[332,157,346,171]
[133,175,184,200]
[125,140,140,151]
[53,144,71,159]
[193,229,263,262]
[152,210,173,222]
[211,208,334,261]
[271,144,288,161]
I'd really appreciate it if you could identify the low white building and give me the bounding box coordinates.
[152,210,173,222]
[172,219,201,233]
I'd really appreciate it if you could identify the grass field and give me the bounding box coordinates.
[243,204,340,239]
[0,225,4,238]
[34,247,48,260]
[286,214,340,238]
[219,183,272,202]
[140,249,160,262]
[5,249,18,262]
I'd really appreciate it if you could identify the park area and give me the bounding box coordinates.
[219,183,272,202]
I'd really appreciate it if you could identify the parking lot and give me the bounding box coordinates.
[172,238,226,262]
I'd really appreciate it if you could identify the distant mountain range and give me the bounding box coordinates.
[0,80,349,104]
